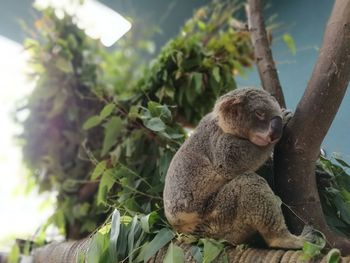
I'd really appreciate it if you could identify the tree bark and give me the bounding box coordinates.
[246,0,286,108]
[29,239,348,263]
[274,0,350,254]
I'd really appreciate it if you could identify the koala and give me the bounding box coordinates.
[163,87,307,249]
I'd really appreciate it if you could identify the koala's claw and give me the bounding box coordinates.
[282,108,293,126]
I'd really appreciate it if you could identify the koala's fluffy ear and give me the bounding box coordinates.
[218,95,244,114]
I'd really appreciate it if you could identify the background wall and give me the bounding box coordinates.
[0,0,348,160]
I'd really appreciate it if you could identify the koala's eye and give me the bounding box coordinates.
[255,110,265,120]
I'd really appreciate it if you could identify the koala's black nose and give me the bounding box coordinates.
[270,116,283,142]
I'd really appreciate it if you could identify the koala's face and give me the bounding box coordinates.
[215,88,283,146]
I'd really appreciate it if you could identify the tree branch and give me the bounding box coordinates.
[275,0,350,254]
[245,0,286,108]
[30,239,348,262]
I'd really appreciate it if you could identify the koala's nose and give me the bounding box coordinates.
[270,116,283,142]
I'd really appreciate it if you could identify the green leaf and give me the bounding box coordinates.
[333,194,350,224]
[148,101,162,116]
[134,241,149,263]
[116,223,129,260]
[212,67,221,83]
[109,209,121,263]
[100,103,116,119]
[144,228,175,262]
[97,169,116,205]
[91,161,107,180]
[191,246,203,263]
[160,105,172,120]
[164,242,185,263]
[140,211,158,233]
[201,239,224,263]
[197,20,206,31]
[282,33,296,55]
[128,105,140,119]
[232,61,245,77]
[8,243,20,263]
[144,117,166,132]
[101,116,123,156]
[334,158,350,169]
[47,91,68,118]
[319,157,335,176]
[87,232,109,263]
[302,232,325,261]
[326,249,341,263]
[127,216,140,263]
[77,252,86,263]
[55,57,73,73]
[302,242,322,260]
[83,115,102,130]
[192,72,203,93]
[185,76,197,104]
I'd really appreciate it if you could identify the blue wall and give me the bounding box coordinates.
[1,0,349,161]
[238,0,350,161]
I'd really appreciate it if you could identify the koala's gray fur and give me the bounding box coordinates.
[163,88,308,249]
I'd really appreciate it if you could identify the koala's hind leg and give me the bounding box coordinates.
[202,173,307,249]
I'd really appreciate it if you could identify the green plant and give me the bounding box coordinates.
[19,1,350,260]
[20,1,253,242]
[317,155,350,237]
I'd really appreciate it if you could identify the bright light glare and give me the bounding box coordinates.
[0,36,54,251]
[34,0,132,47]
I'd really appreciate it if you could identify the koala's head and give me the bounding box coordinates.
[214,88,283,146]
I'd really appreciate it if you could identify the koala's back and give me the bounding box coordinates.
[163,114,229,226]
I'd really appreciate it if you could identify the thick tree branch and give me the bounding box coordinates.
[275,0,350,254]
[246,0,286,108]
[30,239,348,262]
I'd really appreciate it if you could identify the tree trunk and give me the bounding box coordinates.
[274,0,350,254]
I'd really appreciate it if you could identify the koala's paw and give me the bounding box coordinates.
[282,108,293,126]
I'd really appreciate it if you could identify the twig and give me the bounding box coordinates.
[245,1,286,108]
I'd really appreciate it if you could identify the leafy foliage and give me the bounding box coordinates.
[84,208,229,263]
[302,232,326,260]
[317,155,350,237]
[20,0,253,245]
[18,0,350,260]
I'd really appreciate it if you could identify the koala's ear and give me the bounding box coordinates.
[219,96,243,113]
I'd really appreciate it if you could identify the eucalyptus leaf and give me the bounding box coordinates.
[144,228,175,262]
[164,242,185,263]
[192,72,203,93]
[55,57,73,73]
[201,239,224,263]
[140,211,158,233]
[97,169,116,205]
[101,116,123,156]
[144,117,166,132]
[108,209,121,262]
[127,216,138,263]
[191,245,203,263]
[83,115,102,130]
[334,157,350,169]
[87,232,109,263]
[8,244,20,263]
[212,67,221,83]
[282,33,296,55]
[91,161,107,180]
[100,103,116,119]
[302,241,322,260]
[326,249,341,263]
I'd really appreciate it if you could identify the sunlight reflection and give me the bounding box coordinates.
[0,36,55,250]
[34,0,132,47]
